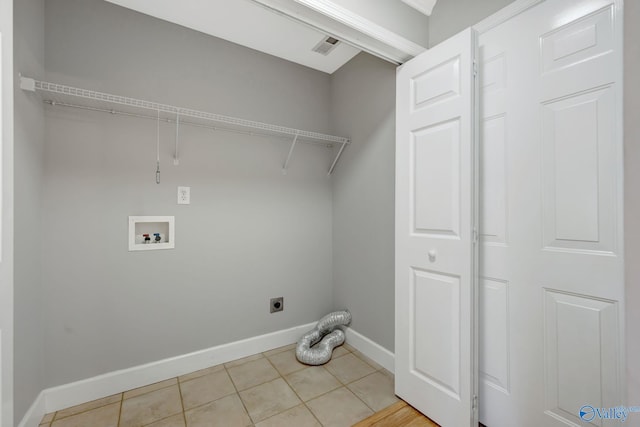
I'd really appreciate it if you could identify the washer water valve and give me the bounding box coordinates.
[143,234,151,244]
[154,233,162,243]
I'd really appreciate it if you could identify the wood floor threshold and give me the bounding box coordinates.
[353,400,439,427]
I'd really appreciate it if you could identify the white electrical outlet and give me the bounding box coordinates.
[177,186,190,205]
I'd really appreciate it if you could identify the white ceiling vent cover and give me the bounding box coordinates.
[312,36,340,55]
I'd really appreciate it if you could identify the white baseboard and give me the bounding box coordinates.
[19,322,314,427]
[344,327,395,373]
[17,391,46,427]
[19,323,396,427]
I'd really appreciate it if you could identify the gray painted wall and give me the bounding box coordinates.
[42,0,334,387]
[428,0,515,47]
[330,53,396,352]
[624,0,640,405]
[13,0,46,421]
[0,0,14,424]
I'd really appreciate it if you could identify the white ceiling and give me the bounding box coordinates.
[104,0,362,74]
[104,0,430,74]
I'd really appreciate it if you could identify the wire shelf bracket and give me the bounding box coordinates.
[20,76,350,175]
[282,133,299,175]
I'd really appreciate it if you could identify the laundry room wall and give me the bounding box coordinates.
[330,52,396,352]
[41,0,335,388]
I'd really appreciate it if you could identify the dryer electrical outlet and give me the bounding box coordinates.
[270,297,283,313]
[177,186,190,205]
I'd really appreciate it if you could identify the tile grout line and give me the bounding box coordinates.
[116,393,124,427]
[176,376,188,427]
[228,357,286,393]
[257,352,305,424]
[295,368,375,426]
[223,363,254,425]
[296,350,387,420]
[279,348,350,426]
[262,348,327,426]
[49,394,125,424]
[137,384,187,427]
[340,358,390,414]
[351,350,385,371]
[301,398,326,426]
[176,368,240,418]
[236,347,355,425]
[261,343,296,358]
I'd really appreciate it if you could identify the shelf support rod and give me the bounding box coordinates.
[282,133,299,175]
[328,140,348,175]
[174,110,180,165]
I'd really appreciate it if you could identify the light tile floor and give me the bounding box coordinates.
[39,344,399,427]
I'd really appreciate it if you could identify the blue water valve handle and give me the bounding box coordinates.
[154,233,162,243]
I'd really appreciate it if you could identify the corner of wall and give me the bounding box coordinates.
[13,0,47,422]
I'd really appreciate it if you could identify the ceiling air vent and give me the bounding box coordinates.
[312,36,340,56]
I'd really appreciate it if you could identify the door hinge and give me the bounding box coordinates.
[473,394,478,411]
[473,228,478,244]
[473,61,478,78]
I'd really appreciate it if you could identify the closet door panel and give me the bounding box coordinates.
[543,290,620,425]
[412,57,461,109]
[396,27,477,427]
[412,121,461,237]
[477,37,516,427]
[478,277,510,392]
[542,87,616,254]
[479,114,507,245]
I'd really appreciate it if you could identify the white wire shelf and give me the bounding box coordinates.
[20,76,350,175]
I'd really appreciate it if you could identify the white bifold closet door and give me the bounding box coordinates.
[396,0,624,426]
[478,0,624,426]
[395,28,478,427]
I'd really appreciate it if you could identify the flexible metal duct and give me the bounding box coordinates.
[296,310,351,365]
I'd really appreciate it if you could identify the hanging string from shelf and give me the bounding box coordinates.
[156,109,161,184]
[174,109,180,165]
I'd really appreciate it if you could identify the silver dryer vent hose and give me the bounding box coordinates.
[296,310,351,365]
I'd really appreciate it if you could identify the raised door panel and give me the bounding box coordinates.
[540,5,615,100]
[413,269,461,398]
[541,74,616,255]
[479,278,509,392]
[544,290,619,426]
[412,57,461,111]
[479,115,507,245]
[413,121,460,237]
